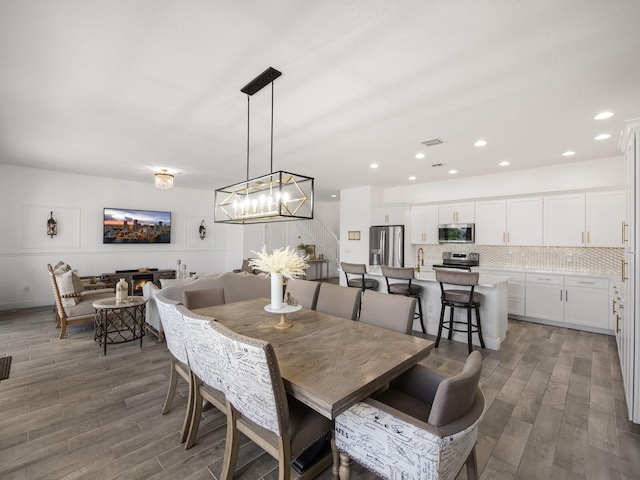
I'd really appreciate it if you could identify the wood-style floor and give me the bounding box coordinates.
[1,305,639,479]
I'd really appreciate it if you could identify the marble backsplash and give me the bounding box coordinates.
[415,244,624,277]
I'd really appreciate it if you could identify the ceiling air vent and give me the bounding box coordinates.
[421,138,445,147]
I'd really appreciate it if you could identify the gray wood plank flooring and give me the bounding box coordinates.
[1,306,639,479]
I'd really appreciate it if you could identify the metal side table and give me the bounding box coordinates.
[93,296,147,355]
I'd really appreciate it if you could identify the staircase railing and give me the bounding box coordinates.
[296,210,340,275]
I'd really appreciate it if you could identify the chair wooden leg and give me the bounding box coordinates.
[220,404,240,480]
[58,318,67,339]
[475,307,486,349]
[465,445,479,480]
[162,356,179,415]
[185,377,203,448]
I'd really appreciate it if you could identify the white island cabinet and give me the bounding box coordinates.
[366,267,509,351]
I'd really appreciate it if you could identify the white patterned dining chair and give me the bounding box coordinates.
[216,325,332,480]
[178,305,228,450]
[155,294,192,443]
[335,351,485,480]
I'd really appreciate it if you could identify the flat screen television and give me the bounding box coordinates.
[103,208,171,244]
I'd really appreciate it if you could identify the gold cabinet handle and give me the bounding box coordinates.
[616,314,620,334]
[578,281,595,285]
[622,260,627,282]
[560,289,563,301]
[622,221,628,244]
[587,231,590,244]
[613,299,617,314]
[581,232,585,244]
[565,290,568,302]
[503,232,506,243]
[507,232,510,243]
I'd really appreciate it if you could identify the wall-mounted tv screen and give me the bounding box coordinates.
[103,208,171,244]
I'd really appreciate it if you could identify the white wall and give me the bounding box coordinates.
[339,186,372,276]
[0,164,243,309]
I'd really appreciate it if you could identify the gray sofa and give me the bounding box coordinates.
[143,271,271,340]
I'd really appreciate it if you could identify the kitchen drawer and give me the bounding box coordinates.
[525,273,563,285]
[564,276,609,289]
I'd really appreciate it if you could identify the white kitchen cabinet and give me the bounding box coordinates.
[410,205,439,244]
[475,197,542,246]
[480,268,525,316]
[586,190,625,247]
[438,202,474,223]
[372,206,405,225]
[525,273,611,330]
[563,276,610,329]
[543,190,624,247]
[525,274,564,321]
[543,193,585,246]
[474,200,506,245]
[507,197,543,246]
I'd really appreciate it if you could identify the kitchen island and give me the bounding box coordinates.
[363,266,510,351]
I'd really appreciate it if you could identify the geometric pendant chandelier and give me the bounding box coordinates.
[214,67,314,224]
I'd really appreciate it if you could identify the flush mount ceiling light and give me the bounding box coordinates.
[594,133,611,140]
[594,111,614,120]
[214,67,314,224]
[154,169,174,189]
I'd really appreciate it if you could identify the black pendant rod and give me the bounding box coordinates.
[270,81,274,173]
[246,95,250,181]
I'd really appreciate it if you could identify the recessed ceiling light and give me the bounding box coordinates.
[409,176,417,181]
[594,111,614,120]
[331,194,337,198]
[499,161,510,166]
[448,169,458,174]
[474,140,487,147]
[594,133,611,140]
[370,163,379,169]
[415,153,425,159]
[562,150,576,157]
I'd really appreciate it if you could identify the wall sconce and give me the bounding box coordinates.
[199,220,207,239]
[47,211,57,238]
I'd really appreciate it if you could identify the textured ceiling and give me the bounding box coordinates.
[1,1,639,201]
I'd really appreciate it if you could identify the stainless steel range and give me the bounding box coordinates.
[432,252,479,271]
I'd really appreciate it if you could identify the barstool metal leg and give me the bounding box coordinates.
[416,298,425,334]
[435,303,446,347]
[475,307,486,349]
[448,306,454,340]
[467,307,473,354]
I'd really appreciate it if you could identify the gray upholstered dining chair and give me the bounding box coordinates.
[359,290,416,334]
[336,351,485,480]
[217,322,332,480]
[179,305,228,450]
[284,278,321,310]
[182,287,225,310]
[315,282,361,320]
[435,269,485,354]
[381,265,426,333]
[340,262,379,293]
[155,294,192,443]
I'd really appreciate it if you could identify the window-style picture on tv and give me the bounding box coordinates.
[103,208,171,244]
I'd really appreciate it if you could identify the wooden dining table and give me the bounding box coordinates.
[193,297,434,479]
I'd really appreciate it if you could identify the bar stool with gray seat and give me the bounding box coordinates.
[381,266,425,333]
[340,262,379,294]
[435,269,485,354]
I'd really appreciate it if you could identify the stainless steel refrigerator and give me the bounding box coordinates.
[369,225,404,267]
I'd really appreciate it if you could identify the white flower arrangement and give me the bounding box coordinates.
[249,246,308,279]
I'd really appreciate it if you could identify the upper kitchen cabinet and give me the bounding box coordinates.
[410,205,439,244]
[543,190,625,247]
[372,206,405,225]
[475,197,542,245]
[438,202,474,223]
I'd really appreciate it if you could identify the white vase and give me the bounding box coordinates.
[116,278,128,303]
[270,273,284,310]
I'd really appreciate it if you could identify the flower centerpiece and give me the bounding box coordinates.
[249,246,308,309]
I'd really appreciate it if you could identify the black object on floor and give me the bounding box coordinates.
[0,356,11,380]
[291,431,332,474]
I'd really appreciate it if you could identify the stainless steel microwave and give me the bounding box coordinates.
[438,223,475,243]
